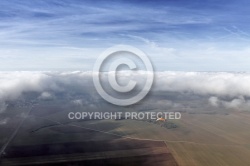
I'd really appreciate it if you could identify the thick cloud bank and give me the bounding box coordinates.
[155,72,250,97]
[0,71,250,113]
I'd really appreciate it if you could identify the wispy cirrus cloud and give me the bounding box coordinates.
[0,0,250,71]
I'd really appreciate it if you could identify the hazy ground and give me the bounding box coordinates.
[1,71,250,165]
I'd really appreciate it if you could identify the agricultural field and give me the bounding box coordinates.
[1,99,250,166]
[0,104,178,166]
[104,112,250,166]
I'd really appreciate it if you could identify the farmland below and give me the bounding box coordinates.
[1,100,250,166]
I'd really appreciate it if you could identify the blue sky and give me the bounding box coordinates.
[0,0,250,71]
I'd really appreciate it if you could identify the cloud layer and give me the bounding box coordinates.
[155,72,250,97]
[1,71,250,113]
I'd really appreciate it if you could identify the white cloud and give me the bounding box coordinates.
[154,72,250,97]
[72,99,83,106]
[208,96,250,109]
[209,96,219,107]
[0,71,250,113]
[38,91,53,100]
[0,118,9,125]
